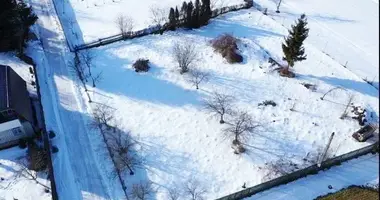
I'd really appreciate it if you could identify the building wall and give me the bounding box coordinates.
[0,119,29,148]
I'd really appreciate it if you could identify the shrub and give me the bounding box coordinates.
[211,34,238,54]
[211,34,243,63]
[27,141,47,171]
[258,100,277,107]
[48,131,56,139]
[133,59,150,72]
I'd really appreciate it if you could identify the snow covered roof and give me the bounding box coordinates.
[0,65,34,124]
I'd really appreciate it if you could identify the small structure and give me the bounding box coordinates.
[352,123,378,142]
[0,65,35,149]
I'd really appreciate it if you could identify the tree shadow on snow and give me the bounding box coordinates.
[301,74,379,98]
[92,50,203,107]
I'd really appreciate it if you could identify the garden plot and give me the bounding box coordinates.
[78,8,379,199]
[56,0,244,43]
[0,147,51,200]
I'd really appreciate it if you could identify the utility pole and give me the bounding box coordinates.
[318,132,335,167]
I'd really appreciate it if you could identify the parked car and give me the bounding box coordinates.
[352,123,378,142]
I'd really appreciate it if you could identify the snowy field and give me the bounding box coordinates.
[244,153,379,200]
[81,7,379,199]
[0,147,51,200]
[254,0,379,89]
[55,0,245,44]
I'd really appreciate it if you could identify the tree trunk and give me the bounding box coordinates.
[220,114,225,124]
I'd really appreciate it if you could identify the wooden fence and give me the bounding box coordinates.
[73,0,253,51]
[216,142,379,200]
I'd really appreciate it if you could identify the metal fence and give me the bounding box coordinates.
[74,0,253,51]
[216,142,378,200]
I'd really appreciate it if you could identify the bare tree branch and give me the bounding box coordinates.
[130,181,154,200]
[173,42,199,74]
[149,6,167,26]
[188,68,210,89]
[115,14,134,37]
[204,92,234,124]
[184,179,207,200]
[223,111,259,153]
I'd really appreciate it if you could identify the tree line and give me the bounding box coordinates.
[168,0,212,30]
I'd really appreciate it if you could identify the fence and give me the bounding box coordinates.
[73,0,253,51]
[216,142,379,200]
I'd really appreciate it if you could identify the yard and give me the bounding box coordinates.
[73,7,379,199]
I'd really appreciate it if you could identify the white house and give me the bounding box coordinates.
[0,65,35,149]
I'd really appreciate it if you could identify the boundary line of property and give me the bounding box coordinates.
[67,1,254,51]
[216,142,379,200]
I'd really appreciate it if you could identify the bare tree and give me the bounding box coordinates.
[184,179,207,200]
[173,42,199,74]
[204,92,234,124]
[211,0,226,10]
[167,188,181,200]
[15,158,50,191]
[90,104,115,130]
[79,50,102,87]
[107,129,140,176]
[223,111,259,153]
[149,6,167,26]
[340,94,354,119]
[188,69,210,89]
[115,14,134,36]
[130,181,154,200]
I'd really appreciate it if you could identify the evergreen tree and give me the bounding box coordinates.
[181,1,188,18]
[0,0,37,53]
[175,6,180,21]
[200,0,211,25]
[282,14,309,68]
[168,7,176,30]
[185,1,194,28]
[192,0,201,28]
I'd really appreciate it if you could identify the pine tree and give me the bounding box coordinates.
[192,0,201,28]
[181,1,188,18]
[185,1,194,28]
[168,7,176,30]
[175,6,180,21]
[0,0,37,53]
[282,14,309,68]
[200,0,211,25]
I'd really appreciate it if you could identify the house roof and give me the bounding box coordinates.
[0,65,34,124]
[0,66,8,109]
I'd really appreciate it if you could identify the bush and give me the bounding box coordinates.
[18,139,27,149]
[211,34,243,63]
[48,131,56,139]
[258,100,277,107]
[133,59,150,72]
[27,141,47,171]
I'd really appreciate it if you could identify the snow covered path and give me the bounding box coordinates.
[245,153,379,200]
[28,0,119,199]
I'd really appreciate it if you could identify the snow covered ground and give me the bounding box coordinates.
[244,153,379,200]
[55,0,245,44]
[254,0,379,89]
[0,147,51,200]
[80,7,379,199]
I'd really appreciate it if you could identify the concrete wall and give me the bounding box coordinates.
[216,142,379,200]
